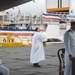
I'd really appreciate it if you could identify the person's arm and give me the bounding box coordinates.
[40,32,48,42]
[64,32,71,55]
[64,32,74,61]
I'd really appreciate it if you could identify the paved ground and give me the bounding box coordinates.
[0,43,64,75]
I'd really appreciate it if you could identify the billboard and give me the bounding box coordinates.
[46,0,69,9]
[62,0,69,7]
[69,0,75,15]
[46,0,58,8]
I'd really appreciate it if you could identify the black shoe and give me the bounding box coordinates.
[33,63,41,67]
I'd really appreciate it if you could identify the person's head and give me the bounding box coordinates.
[35,27,41,32]
[71,21,75,30]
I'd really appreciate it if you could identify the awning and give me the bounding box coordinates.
[0,0,32,11]
[47,7,69,13]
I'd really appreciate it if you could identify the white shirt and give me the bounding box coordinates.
[64,29,75,57]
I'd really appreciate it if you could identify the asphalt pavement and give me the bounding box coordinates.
[0,43,64,75]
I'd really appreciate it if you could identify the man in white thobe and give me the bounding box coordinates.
[30,27,48,67]
[64,21,75,75]
[0,59,9,75]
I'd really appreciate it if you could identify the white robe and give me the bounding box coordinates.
[30,32,48,63]
[0,59,9,75]
[64,29,75,75]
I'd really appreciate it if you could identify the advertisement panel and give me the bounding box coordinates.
[69,0,75,15]
[46,0,69,9]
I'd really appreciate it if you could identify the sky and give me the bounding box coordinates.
[20,0,46,14]
[9,0,46,15]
